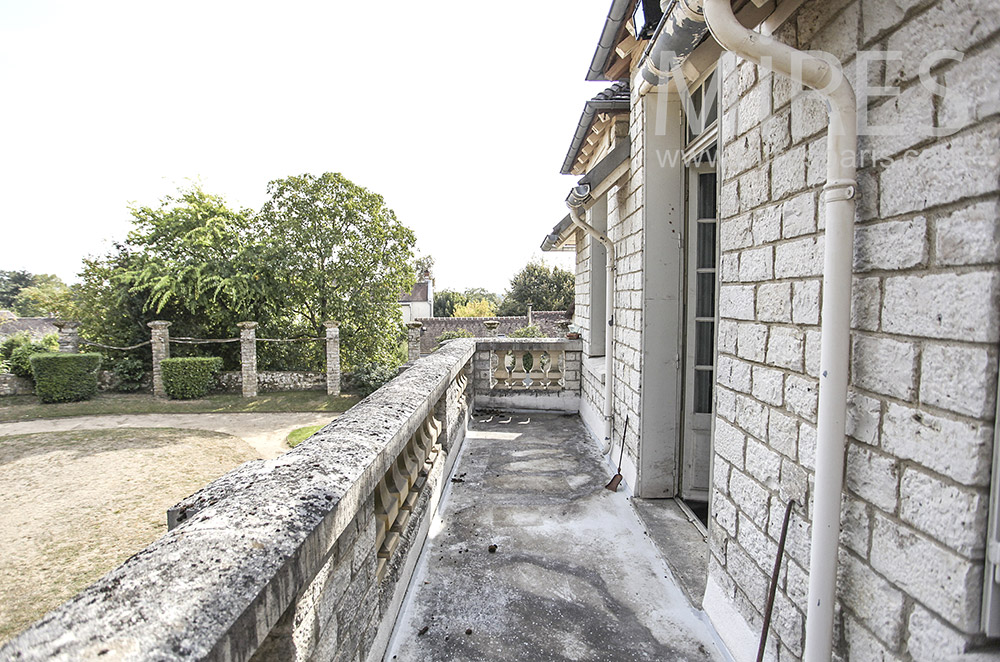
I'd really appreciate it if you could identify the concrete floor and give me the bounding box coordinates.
[384,413,725,662]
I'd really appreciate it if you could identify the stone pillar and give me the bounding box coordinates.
[527,305,533,326]
[53,320,81,353]
[324,321,341,396]
[484,320,500,337]
[237,322,258,398]
[148,321,171,398]
[407,322,422,362]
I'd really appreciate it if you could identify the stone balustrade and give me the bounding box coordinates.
[0,338,581,662]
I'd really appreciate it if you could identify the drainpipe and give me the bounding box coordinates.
[703,1,857,660]
[566,184,616,454]
[636,0,709,96]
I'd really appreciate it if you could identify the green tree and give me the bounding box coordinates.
[497,261,574,316]
[413,255,435,280]
[434,289,467,317]
[12,274,77,317]
[75,186,277,369]
[0,270,34,310]
[260,173,416,368]
[463,287,500,308]
[453,299,497,317]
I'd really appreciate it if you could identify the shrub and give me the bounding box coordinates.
[112,355,147,392]
[509,324,543,338]
[29,353,102,403]
[351,363,398,397]
[9,342,55,379]
[161,356,223,399]
[436,329,474,346]
[2,331,57,378]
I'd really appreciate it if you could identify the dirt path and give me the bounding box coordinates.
[0,412,338,459]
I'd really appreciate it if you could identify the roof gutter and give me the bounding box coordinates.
[566,184,617,454]
[635,0,709,96]
[704,1,857,660]
[586,0,634,81]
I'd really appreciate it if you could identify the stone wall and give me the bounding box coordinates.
[0,370,153,396]
[415,312,570,354]
[217,370,326,393]
[0,374,33,396]
[707,2,1000,660]
[1,339,478,662]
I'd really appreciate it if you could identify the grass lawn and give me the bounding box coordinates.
[0,390,360,423]
[287,424,324,447]
[0,428,261,645]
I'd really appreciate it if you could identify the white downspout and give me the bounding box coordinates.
[702,1,857,660]
[567,186,617,453]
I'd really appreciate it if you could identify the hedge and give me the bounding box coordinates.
[29,353,102,403]
[161,357,224,399]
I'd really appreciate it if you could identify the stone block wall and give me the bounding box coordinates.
[707,1,1000,659]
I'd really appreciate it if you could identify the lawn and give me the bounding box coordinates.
[0,390,360,423]
[0,428,261,645]
[287,424,324,447]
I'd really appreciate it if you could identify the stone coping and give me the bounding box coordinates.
[0,339,477,662]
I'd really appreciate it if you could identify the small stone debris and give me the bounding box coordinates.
[488,544,498,553]
[417,626,429,636]
[465,628,473,635]
[450,477,465,483]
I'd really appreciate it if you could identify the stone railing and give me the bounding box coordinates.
[472,338,582,412]
[0,338,580,661]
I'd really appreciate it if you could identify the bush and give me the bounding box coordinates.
[161,356,223,399]
[509,324,543,338]
[436,329,474,346]
[112,355,147,392]
[351,363,398,397]
[29,353,102,403]
[9,342,55,379]
[2,331,57,378]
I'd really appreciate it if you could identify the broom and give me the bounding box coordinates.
[605,416,628,492]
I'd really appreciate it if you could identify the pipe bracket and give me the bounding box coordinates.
[823,181,856,202]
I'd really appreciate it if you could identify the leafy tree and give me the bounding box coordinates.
[453,299,497,317]
[434,289,467,317]
[463,287,500,308]
[413,255,435,280]
[13,274,77,317]
[0,270,33,309]
[75,186,274,369]
[497,261,574,316]
[259,173,416,368]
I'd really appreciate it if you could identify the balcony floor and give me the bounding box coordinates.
[385,413,725,661]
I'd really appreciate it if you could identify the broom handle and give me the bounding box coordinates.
[616,417,628,474]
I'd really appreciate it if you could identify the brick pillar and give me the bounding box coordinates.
[324,321,341,396]
[407,322,422,362]
[237,322,258,398]
[484,320,500,337]
[53,320,81,353]
[148,321,171,398]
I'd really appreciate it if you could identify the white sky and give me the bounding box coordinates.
[0,1,614,295]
